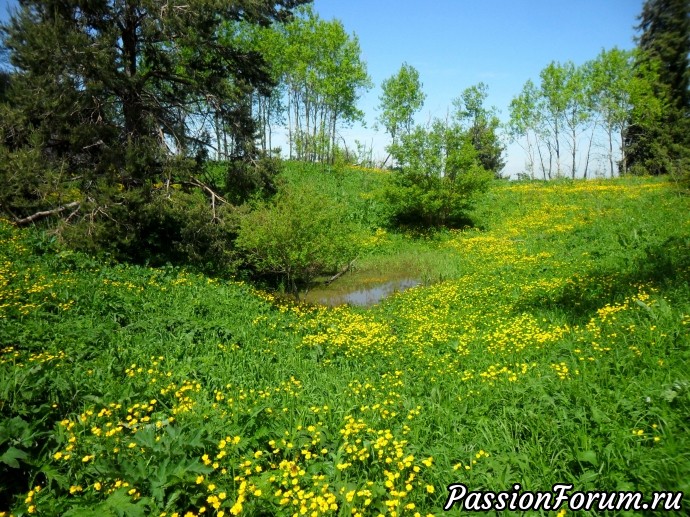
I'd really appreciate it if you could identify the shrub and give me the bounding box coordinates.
[235,184,360,294]
[384,121,492,227]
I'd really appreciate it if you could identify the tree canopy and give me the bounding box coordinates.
[0,0,309,184]
[625,0,690,175]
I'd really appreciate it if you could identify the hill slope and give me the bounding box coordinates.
[1,176,689,515]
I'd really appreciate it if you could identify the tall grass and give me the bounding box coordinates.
[1,175,689,515]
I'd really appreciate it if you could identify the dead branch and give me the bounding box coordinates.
[325,259,356,285]
[14,201,81,227]
[189,176,231,209]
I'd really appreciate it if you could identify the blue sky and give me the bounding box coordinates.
[0,0,644,174]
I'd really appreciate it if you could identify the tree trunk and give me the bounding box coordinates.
[608,122,615,178]
[121,1,141,141]
[620,127,627,175]
[570,117,577,179]
[554,119,561,176]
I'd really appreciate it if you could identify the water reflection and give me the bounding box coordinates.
[304,278,420,307]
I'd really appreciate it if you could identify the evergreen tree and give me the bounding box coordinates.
[626,0,690,175]
[0,0,309,184]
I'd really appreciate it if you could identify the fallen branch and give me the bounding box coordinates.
[325,259,356,285]
[189,177,230,205]
[14,201,81,227]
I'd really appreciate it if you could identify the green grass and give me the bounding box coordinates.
[1,174,689,516]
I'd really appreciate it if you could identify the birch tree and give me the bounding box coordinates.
[378,63,426,166]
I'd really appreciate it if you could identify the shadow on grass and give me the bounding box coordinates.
[515,236,690,324]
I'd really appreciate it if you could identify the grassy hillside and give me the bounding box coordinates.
[1,174,689,516]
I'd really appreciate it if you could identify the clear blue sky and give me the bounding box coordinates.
[0,0,644,174]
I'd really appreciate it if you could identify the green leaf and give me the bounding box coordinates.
[0,446,29,468]
[576,450,598,466]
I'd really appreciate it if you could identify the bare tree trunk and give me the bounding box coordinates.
[554,120,561,177]
[583,123,597,179]
[570,118,577,179]
[608,123,615,177]
[620,127,627,175]
[526,132,535,179]
[287,90,293,160]
[536,137,548,180]
[214,111,222,160]
[331,112,338,164]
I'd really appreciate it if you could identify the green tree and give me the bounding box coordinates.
[378,63,426,166]
[560,61,595,179]
[451,82,505,177]
[0,0,308,186]
[626,0,690,175]
[508,79,550,179]
[589,48,661,176]
[538,61,570,177]
[279,6,371,163]
[386,120,491,227]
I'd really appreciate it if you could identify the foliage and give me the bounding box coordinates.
[247,6,372,163]
[509,55,664,179]
[280,161,390,229]
[0,131,76,219]
[1,176,689,515]
[626,0,690,176]
[0,0,308,182]
[0,0,311,269]
[385,121,492,227]
[588,48,662,176]
[56,158,243,275]
[451,82,505,177]
[377,63,426,154]
[235,183,360,293]
[223,155,282,205]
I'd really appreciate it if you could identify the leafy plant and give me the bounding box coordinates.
[235,183,360,294]
[385,121,492,227]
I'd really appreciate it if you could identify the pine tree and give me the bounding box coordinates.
[626,0,690,175]
[0,0,309,184]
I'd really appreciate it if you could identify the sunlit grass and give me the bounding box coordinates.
[1,176,689,515]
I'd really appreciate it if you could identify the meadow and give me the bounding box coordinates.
[1,172,689,516]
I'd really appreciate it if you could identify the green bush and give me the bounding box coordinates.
[59,185,241,276]
[0,130,79,220]
[235,184,361,294]
[385,121,492,227]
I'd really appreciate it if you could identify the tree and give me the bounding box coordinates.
[278,6,371,163]
[561,61,595,179]
[378,63,426,166]
[511,59,632,179]
[0,0,309,185]
[589,47,661,176]
[626,0,690,175]
[538,61,570,177]
[451,82,505,177]
[385,119,492,227]
[508,79,549,179]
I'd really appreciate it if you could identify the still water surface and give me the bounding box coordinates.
[303,277,420,307]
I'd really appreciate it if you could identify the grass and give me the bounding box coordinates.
[1,172,689,516]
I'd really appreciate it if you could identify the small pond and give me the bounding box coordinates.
[303,277,420,307]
